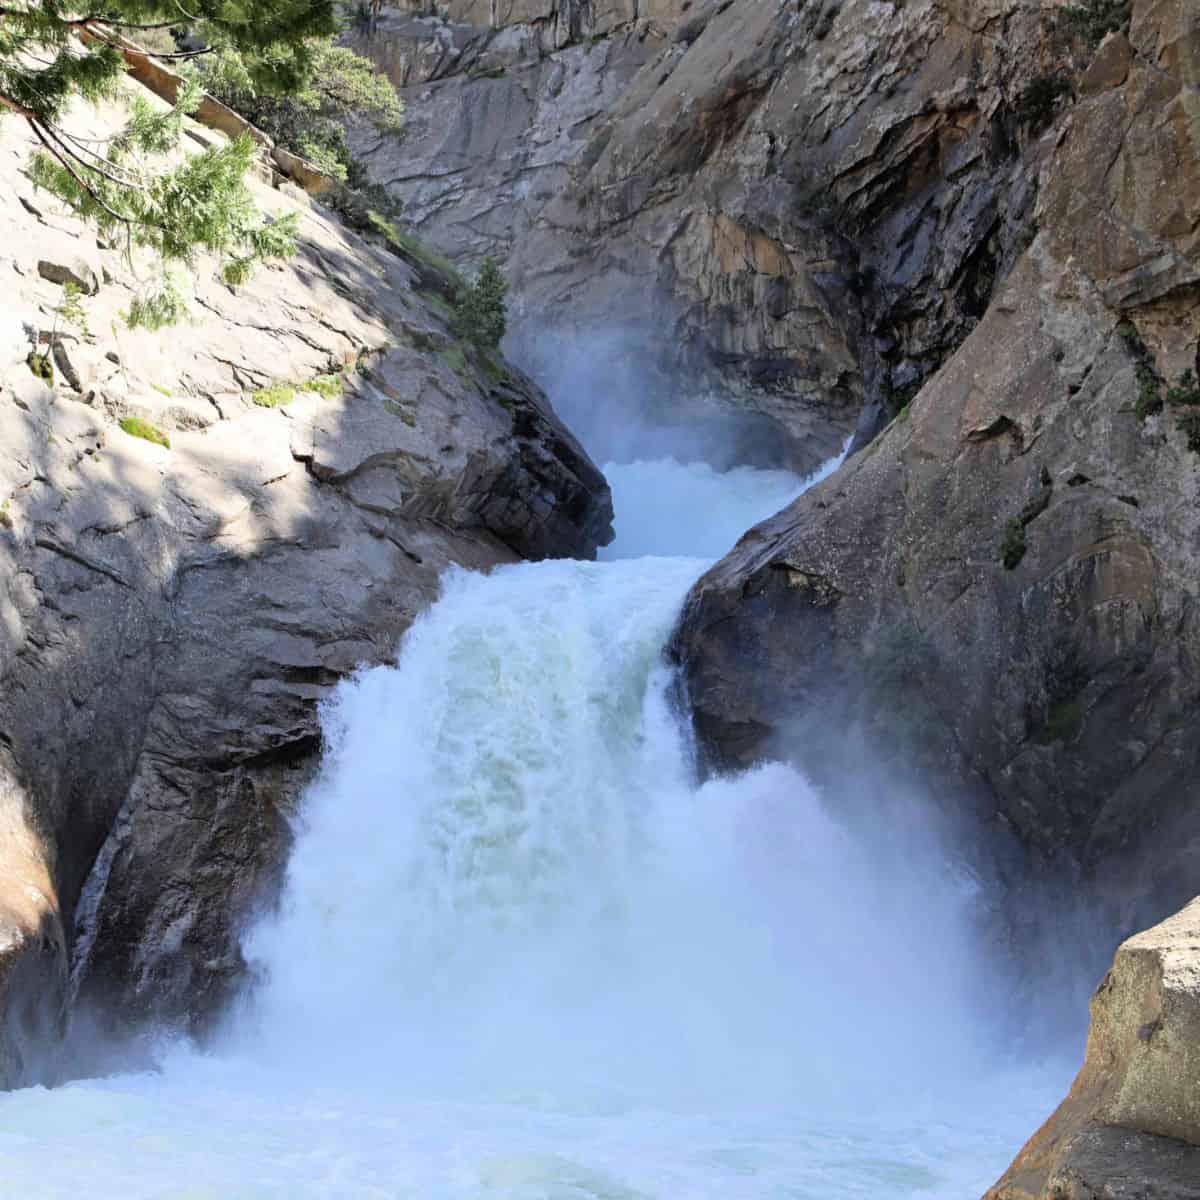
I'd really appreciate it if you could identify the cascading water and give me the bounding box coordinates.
[0,453,1076,1198]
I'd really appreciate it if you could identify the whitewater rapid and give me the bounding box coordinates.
[0,455,1074,1198]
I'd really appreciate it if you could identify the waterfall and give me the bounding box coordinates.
[0,454,1073,1199]
[240,451,985,1103]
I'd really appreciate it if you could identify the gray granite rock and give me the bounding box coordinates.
[349,0,1066,473]
[0,93,611,1079]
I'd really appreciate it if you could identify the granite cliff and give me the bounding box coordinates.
[671,0,1199,936]
[0,86,612,1084]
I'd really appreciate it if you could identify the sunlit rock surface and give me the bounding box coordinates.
[0,96,611,1078]
[987,896,1200,1200]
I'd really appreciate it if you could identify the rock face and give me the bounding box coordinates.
[0,93,611,1081]
[987,896,1200,1200]
[671,0,1200,935]
[350,0,1068,472]
[341,8,659,297]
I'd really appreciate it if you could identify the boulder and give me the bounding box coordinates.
[37,255,100,296]
[986,897,1200,1200]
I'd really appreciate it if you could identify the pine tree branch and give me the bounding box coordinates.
[0,92,38,122]
[26,118,137,228]
[47,122,143,189]
[0,6,189,33]
[77,20,216,61]
[0,83,141,194]
[123,45,215,60]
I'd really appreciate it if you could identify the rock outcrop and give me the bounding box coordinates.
[349,0,1071,472]
[0,89,611,1081]
[671,0,1200,935]
[987,896,1200,1200]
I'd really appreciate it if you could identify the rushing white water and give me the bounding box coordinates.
[0,454,1075,1198]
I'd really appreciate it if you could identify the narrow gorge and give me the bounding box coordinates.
[0,0,1197,1196]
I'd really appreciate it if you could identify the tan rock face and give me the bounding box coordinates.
[1041,17,1200,309]
[0,761,65,1087]
[670,0,1200,932]
[0,82,611,1072]
[987,898,1200,1200]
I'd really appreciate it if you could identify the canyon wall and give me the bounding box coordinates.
[353,0,1199,935]
[348,0,1071,472]
[671,0,1199,937]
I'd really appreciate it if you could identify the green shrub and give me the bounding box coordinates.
[483,351,513,386]
[124,277,191,332]
[309,373,344,399]
[119,417,171,449]
[1135,364,1163,420]
[1166,370,1200,452]
[254,372,343,407]
[26,350,53,382]
[1165,368,1200,409]
[253,382,297,408]
[455,258,509,349]
[53,282,91,341]
[1060,0,1132,47]
[193,40,403,185]
[1177,411,1200,454]
[443,343,470,380]
[1001,519,1027,570]
[1015,74,1070,133]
